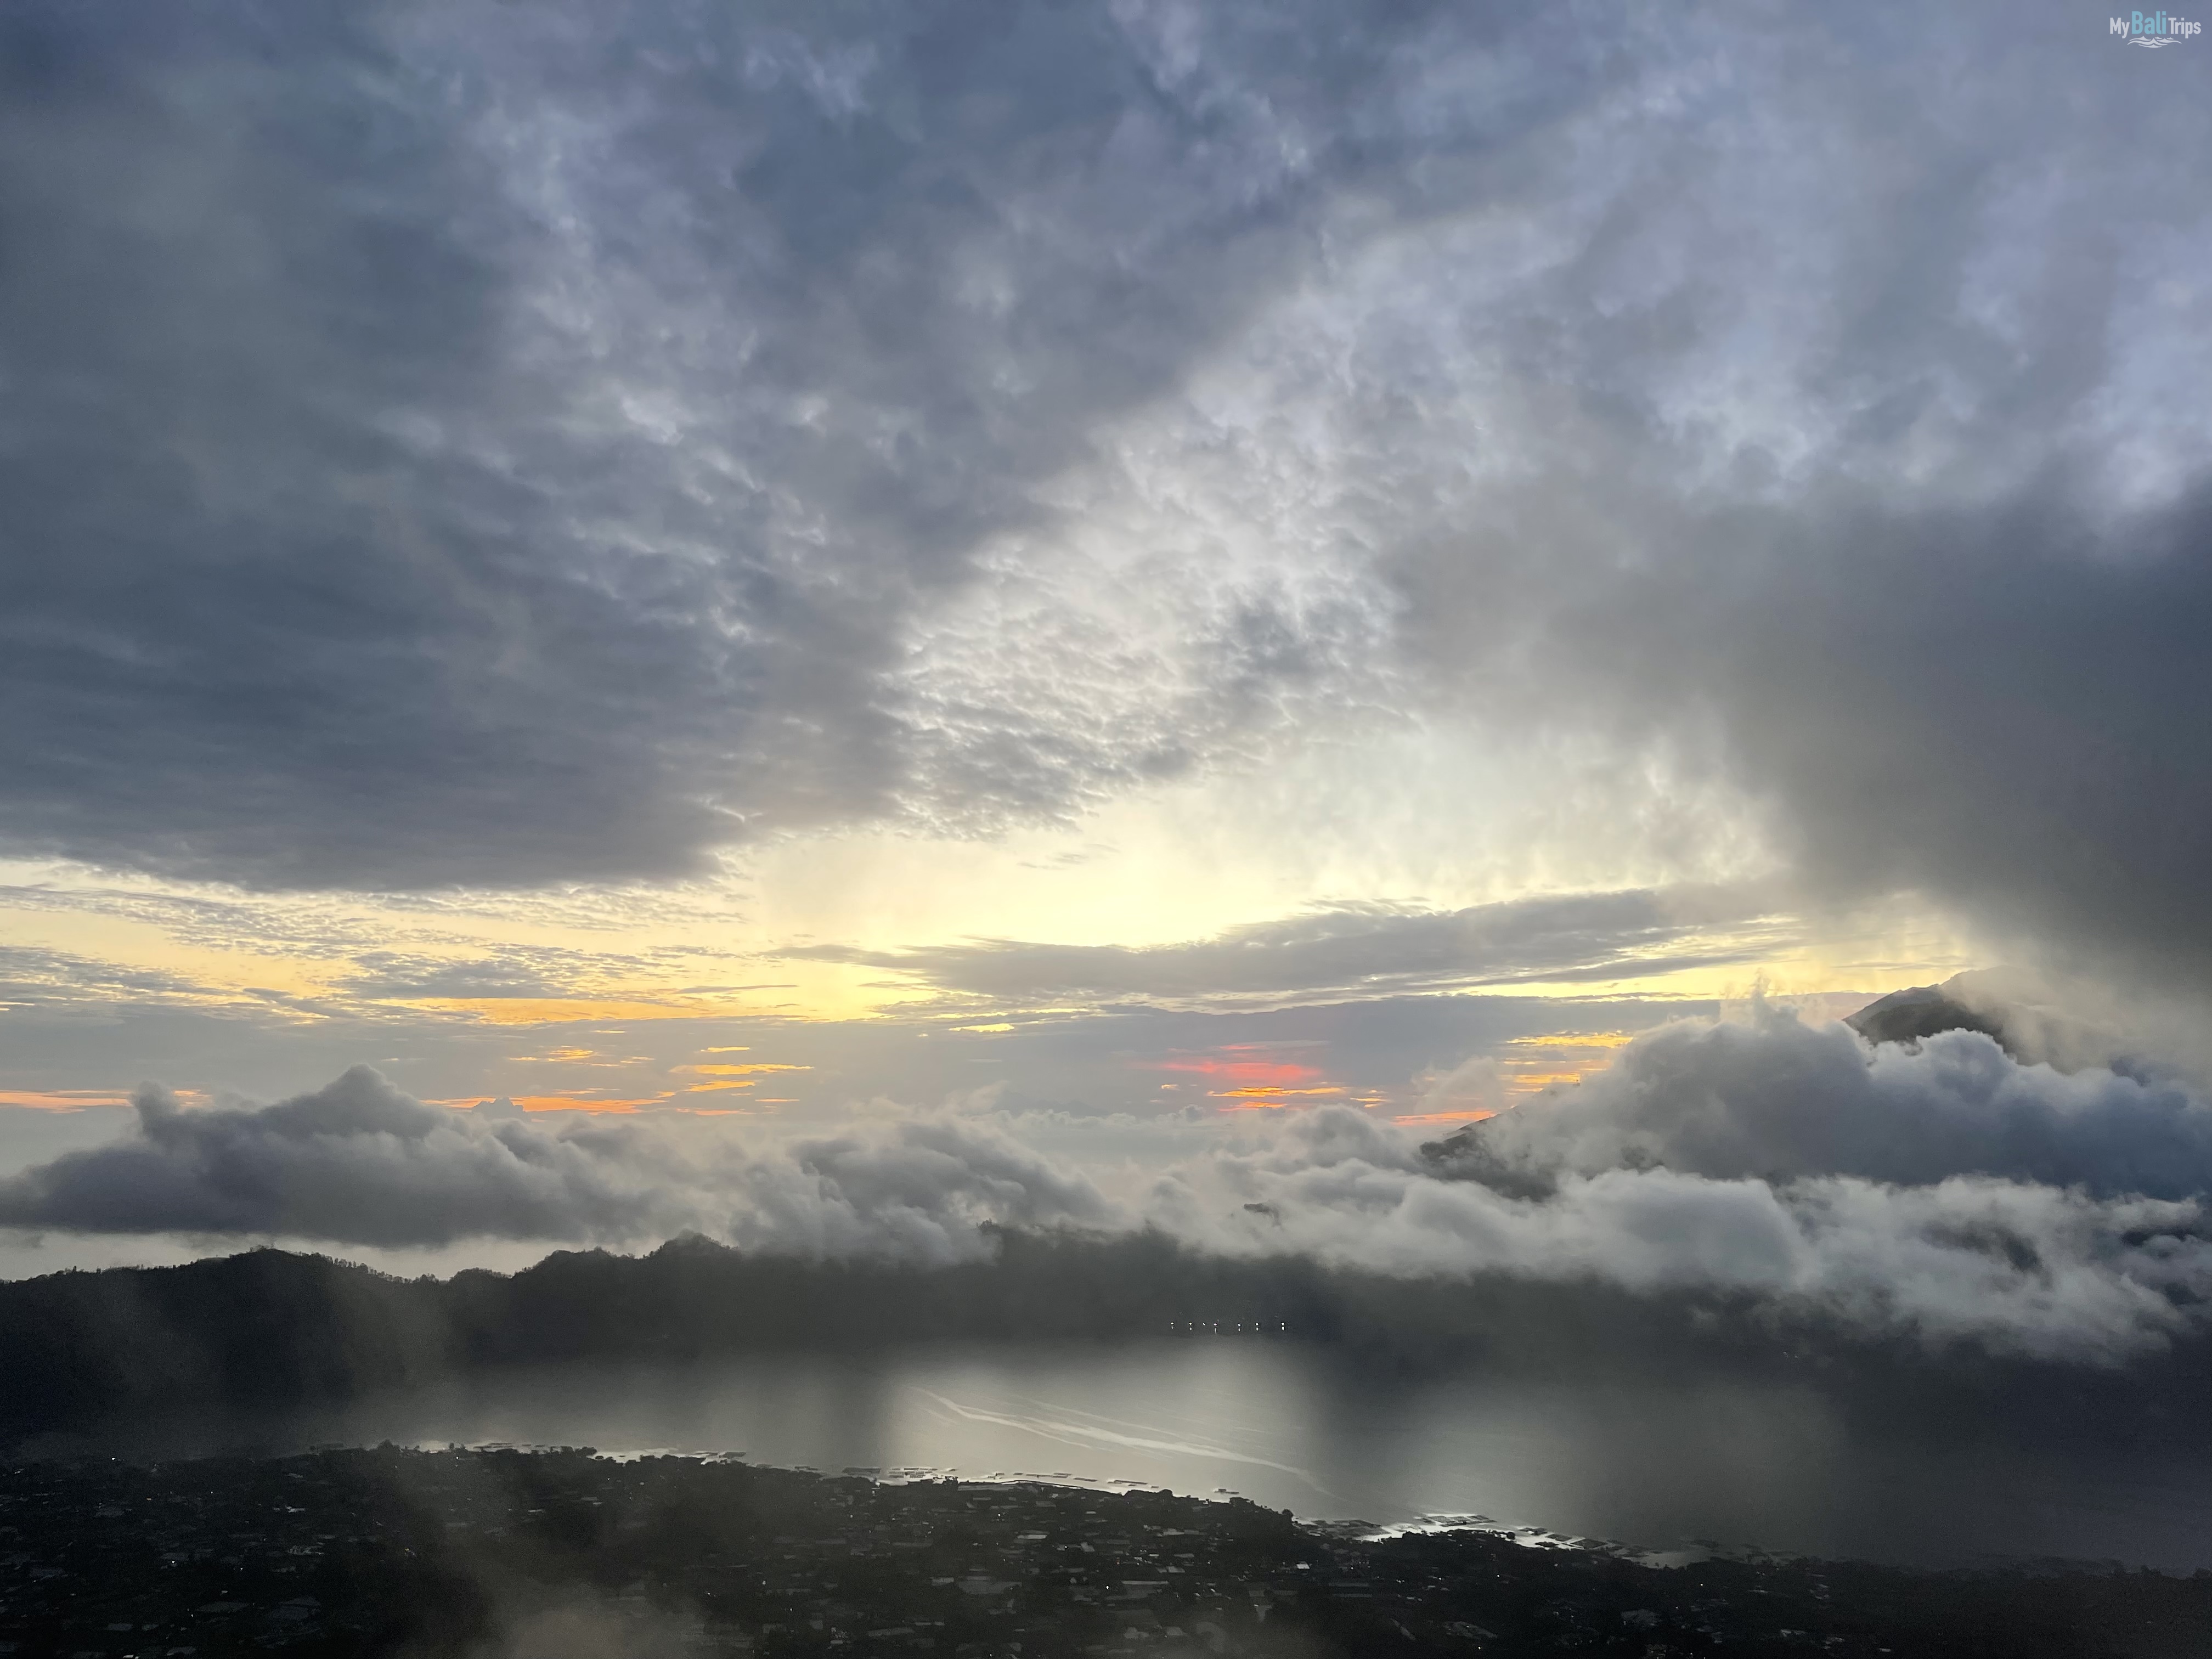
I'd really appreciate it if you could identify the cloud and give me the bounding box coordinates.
[0,1069,681,1246]
[1408,487,2212,990]
[786,884,1788,1009]
[716,1115,1116,1264]
[0,1065,1114,1263]
[1436,1010,2212,1201]
[884,0,2212,991]
[0,943,287,1018]
[1124,5,2212,984]
[0,0,1554,890]
[1,0,2195,1005]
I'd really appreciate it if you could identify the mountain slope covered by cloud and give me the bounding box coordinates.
[1427,1013,2212,1200]
[5,1013,2207,1363]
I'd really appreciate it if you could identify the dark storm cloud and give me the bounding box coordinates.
[1660,494,2212,987]
[1393,486,2212,989]
[0,0,1566,890]
[1327,11,2212,983]
[788,885,1785,1007]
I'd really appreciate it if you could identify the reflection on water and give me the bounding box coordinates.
[25,1341,2211,1572]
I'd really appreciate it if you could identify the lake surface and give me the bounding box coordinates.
[24,1341,2210,1572]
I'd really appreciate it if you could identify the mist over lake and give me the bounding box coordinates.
[25,1340,2209,1574]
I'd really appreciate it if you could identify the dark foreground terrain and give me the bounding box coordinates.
[0,1449,2205,1659]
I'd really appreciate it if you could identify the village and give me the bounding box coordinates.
[2,1449,2204,1659]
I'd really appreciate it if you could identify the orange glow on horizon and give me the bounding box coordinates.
[1506,1071,1586,1092]
[1152,1055,1324,1087]
[1152,1045,1348,1114]
[0,1088,133,1110]
[493,1096,648,1114]
[1392,1109,1498,1126]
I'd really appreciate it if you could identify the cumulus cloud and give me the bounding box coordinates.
[1434,1010,2212,1201]
[0,1066,1115,1264]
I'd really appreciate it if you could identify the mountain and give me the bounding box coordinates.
[1844,973,2015,1051]
[1845,968,2121,1073]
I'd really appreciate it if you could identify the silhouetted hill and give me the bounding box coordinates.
[0,1247,455,1432]
[1843,966,2086,1055]
[1844,968,2136,1074]
[1846,977,2012,1049]
[0,1232,1434,1435]
[4,1233,2203,1451]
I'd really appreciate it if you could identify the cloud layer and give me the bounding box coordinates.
[0,0,2205,1010]
[5,1014,2209,1363]
[791,884,1787,1009]
[0,0,1510,889]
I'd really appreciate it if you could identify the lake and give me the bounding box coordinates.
[21,1340,2209,1572]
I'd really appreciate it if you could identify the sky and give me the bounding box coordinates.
[1,1,2210,1339]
